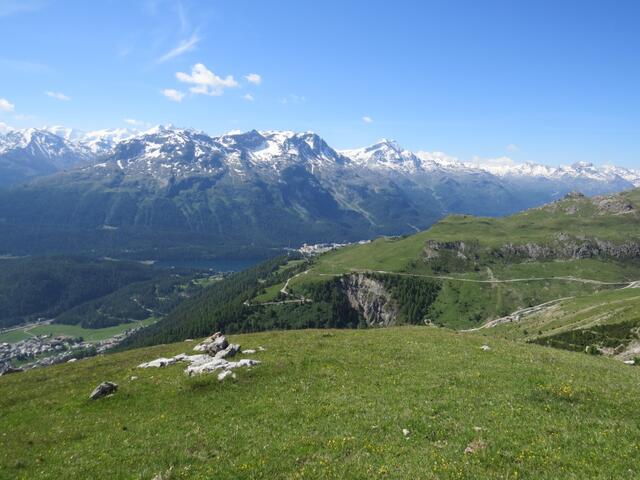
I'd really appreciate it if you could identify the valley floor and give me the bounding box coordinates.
[1,327,639,479]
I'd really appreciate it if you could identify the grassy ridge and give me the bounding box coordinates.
[1,327,640,479]
[482,288,640,356]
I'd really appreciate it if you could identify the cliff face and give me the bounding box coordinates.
[498,238,640,261]
[424,237,640,262]
[340,274,398,327]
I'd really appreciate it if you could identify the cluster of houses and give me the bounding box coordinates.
[0,325,147,375]
[297,240,371,256]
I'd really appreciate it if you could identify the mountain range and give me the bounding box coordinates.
[0,125,638,258]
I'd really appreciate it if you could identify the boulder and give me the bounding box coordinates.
[185,358,228,376]
[214,343,241,359]
[205,336,229,355]
[138,357,176,368]
[227,359,261,369]
[217,370,236,381]
[0,366,23,376]
[89,381,118,400]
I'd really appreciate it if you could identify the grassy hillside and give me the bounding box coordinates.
[122,189,640,348]
[2,327,640,479]
[282,189,640,329]
[481,288,640,359]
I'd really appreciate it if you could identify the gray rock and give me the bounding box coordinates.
[341,274,398,327]
[206,335,229,355]
[0,366,23,376]
[214,343,241,359]
[137,357,177,368]
[89,381,118,400]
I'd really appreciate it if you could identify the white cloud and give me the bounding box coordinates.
[471,155,516,168]
[0,98,15,112]
[162,88,185,102]
[362,116,373,124]
[0,122,13,133]
[506,143,519,152]
[243,93,254,102]
[124,118,143,126]
[176,63,239,96]
[280,94,306,104]
[45,91,70,101]
[157,34,200,63]
[244,73,262,85]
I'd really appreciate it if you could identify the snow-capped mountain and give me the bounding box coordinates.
[0,126,138,186]
[0,125,638,259]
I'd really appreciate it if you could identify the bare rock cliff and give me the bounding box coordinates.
[340,274,398,327]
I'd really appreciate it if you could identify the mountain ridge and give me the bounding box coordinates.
[0,125,638,259]
[1,124,638,186]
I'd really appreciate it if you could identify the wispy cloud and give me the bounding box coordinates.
[243,93,254,102]
[280,94,306,105]
[0,58,49,73]
[124,118,143,126]
[162,88,185,102]
[0,122,13,133]
[506,143,519,152]
[176,0,189,32]
[244,73,262,86]
[45,91,70,101]
[0,98,15,112]
[175,63,238,96]
[362,116,373,124]
[157,33,200,63]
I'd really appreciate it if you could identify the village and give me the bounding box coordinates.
[0,326,146,375]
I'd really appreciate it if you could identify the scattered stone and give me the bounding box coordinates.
[464,439,487,454]
[480,345,491,351]
[89,381,118,400]
[205,336,229,355]
[473,426,484,432]
[0,366,23,376]
[214,343,241,359]
[242,349,256,354]
[138,335,261,378]
[217,370,237,381]
[402,428,411,437]
[184,339,194,342]
[258,346,267,351]
[185,357,229,376]
[623,360,635,365]
[138,357,177,368]
[67,358,78,363]
[130,376,138,381]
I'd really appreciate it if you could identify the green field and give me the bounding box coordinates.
[480,288,640,358]
[0,318,157,344]
[1,327,639,479]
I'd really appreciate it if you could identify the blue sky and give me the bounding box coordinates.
[0,0,639,168]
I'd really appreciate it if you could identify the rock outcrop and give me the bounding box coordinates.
[89,381,118,400]
[137,334,261,378]
[340,274,398,327]
[499,238,640,261]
